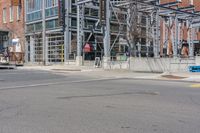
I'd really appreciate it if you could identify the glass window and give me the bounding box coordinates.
[46,19,59,29]
[46,20,54,29]
[3,8,6,23]
[27,0,42,13]
[17,6,21,20]
[10,6,13,22]
[46,0,58,8]
[35,22,42,31]
[27,24,34,32]
[71,18,77,27]
[26,0,42,22]
[45,7,58,17]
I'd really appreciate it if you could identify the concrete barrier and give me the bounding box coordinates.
[130,57,195,72]
[101,57,195,72]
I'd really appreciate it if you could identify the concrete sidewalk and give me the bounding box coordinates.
[17,65,200,83]
[160,72,200,82]
[17,64,95,72]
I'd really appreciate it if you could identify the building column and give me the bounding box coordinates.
[173,16,178,58]
[24,37,29,63]
[45,36,49,64]
[103,0,111,68]
[186,20,194,58]
[76,4,84,66]
[30,36,35,63]
[154,8,160,58]
[64,0,70,62]
[42,0,47,65]
[146,16,149,57]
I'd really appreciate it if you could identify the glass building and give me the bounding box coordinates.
[25,0,124,64]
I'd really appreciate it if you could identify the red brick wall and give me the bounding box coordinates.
[0,0,25,51]
[160,0,200,41]
[159,0,200,56]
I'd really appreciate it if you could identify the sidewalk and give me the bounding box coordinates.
[160,72,200,82]
[17,64,94,72]
[17,65,200,83]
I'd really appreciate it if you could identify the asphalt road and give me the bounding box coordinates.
[0,69,200,133]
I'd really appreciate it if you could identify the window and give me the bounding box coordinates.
[35,22,42,31]
[26,0,43,22]
[17,6,21,20]
[45,7,58,17]
[46,0,58,8]
[46,19,60,29]
[190,0,193,5]
[27,24,34,32]
[3,8,6,23]
[10,6,14,22]
[27,0,42,13]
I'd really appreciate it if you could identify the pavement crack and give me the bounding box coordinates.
[57,91,159,99]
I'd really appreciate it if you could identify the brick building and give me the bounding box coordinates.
[0,0,25,54]
[160,0,200,56]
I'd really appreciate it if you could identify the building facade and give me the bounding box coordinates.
[24,0,200,65]
[25,0,123,64]
[160,0,200,57]
[0,0,25,54]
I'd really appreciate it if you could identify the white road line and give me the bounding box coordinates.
[0,72,51,76]
[0,77,124,90]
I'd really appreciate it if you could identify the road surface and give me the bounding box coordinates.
[0,69,200,133]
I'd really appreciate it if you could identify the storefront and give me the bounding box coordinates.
[0,30,9,52]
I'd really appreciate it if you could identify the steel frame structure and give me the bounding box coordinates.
[25,0,200,65]
[77,0,200,59]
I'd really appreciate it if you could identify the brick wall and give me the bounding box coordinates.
[159,0,200,56]
[160,0,200,41]
[0,0,25,51]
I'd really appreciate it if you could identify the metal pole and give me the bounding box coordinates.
[152,13,156,57]
[42,0,47,65]
[187,20,194,58]
[103,0,110,57]
[24,0,28,63]
[127,6,131,55]
[190,24,194,58]
[64,0,69,61]
[77,4,84,57]
[146,16,149,57]
[155,8,160,58]
[174,16,178,57]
